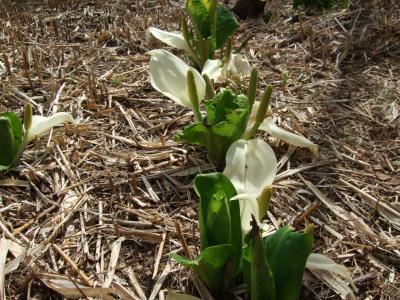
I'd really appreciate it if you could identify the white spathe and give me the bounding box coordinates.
[231,193,260,235]
[224,139,277,195]
[26,113,75,143]
[224,139,277,234]
[226,54,252,78]
[306,253,357,291]
[259,117,318,156]
[202,59,222,82]
[148,49,206,109]
[202,54,251,83]
[147,27,190,53]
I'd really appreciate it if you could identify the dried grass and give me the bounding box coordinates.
[0,0,399,299]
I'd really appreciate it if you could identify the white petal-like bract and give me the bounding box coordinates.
[224,139,277,196]
[202,54,251,83]
[202,59,222,82]
[306,253,356,291]
[26,113,75,143]
[147,27,190,52]
[148,49,206,109]
[226,54,251,78]
[231,193,260,235]
[259,117,318,155]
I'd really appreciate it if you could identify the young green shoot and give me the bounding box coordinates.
[243,85,272,140]
[187,69,202,122]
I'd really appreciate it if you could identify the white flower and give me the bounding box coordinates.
[247,102,318,156]
[26,113,75,143]
[259,117,318,156]
[224,139,277,234]
[147,27,191,53]
[148,49,206,109]
[202,54,251,83]
[306,253,357,293]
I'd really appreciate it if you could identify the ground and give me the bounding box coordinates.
[0,0,399,299]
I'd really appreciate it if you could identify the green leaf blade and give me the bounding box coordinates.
[250,228,276,300]
[171,244,233,297]
[264,226,314,300]
[186,0,215,39]
[0,112,23,170]
[194,173,237,249]
[213,5,239,50]
[194,173,242,286]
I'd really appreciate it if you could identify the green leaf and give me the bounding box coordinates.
[194,173,242,285]
[0,112,23,170]
[194,173,237,249]
[212,5,239,50]
[205,89,247,125]
[186,0,216,39]
[263,226,313,300]
[249,222,276,300]
[170,253,199,268]
[171,244,233,296]
[176,90,249,166]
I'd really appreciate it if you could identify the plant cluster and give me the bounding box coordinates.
[0,0,355,299]
[0,104,74,171]
[146,0,353,299]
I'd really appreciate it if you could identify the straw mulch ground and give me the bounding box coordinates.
[0,0,399,299]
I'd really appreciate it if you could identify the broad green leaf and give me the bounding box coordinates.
[176,90,248,166]
[213,5,239,50]
[250,224,276,300]
[205,89,247,126]
[193,173,242,285]
[0,118,15,170]
[0,112,23,170]
[263,226,313,300]
[175,123,208,147]
[171,244,233,296]
[194,173,237,249]
[186,0,216,39]
[170,253,199,268]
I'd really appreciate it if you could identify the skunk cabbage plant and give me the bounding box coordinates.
[147,0,240,70]
[224,139,277,234]
[243,220,314,300]
[148,49,206,110]
[175,88,250,167]
[202,53,252,83]
[0,104,75,171]
[245,69,318,155]
[171,173,242,297]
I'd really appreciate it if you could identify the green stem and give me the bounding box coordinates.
[181,18,202,69]
[205,126,224,170]
[222,37,232,65]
